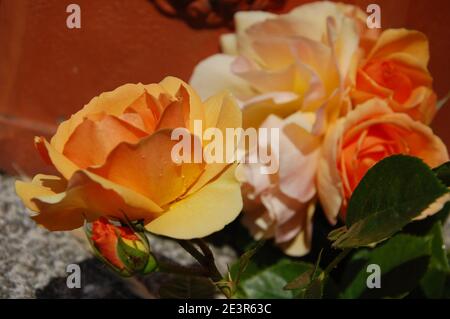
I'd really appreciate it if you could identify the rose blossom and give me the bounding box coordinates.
[317,98,449,223]
[236,93,320,256]
[190,1,378,134]
[352,29,437,124]
[16,77,243,239]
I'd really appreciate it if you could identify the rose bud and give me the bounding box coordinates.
[88,217,157,276]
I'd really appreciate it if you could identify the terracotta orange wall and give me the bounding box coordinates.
[0,0,449,175]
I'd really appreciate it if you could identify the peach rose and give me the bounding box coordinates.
[236,93,320,256]
[317,98,448,223]
[16,77,243,239]
[190,1,378,134]
[352,29,437,124]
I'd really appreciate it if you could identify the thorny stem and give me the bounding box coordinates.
[177,239,231,298]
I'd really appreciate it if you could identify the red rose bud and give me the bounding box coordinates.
[89,217,157,276]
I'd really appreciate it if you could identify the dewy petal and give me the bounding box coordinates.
[51,83,149,153]
[63,114,147,168]
[190,54,254,101]
[122,90,163,132]
[159,77,204,133]
[145,164,243,239]
[185,91,242,196]
[156,86,190,131]
[26,169,164,231]
[90,129,204,207]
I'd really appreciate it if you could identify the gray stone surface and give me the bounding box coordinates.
[0,174,90,298]
[0,174,237,298]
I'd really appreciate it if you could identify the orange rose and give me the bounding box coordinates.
[352,29,437,124]
[16,77,243,239]
[317,98,448,223]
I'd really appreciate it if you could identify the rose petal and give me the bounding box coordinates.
[189,54,254,100]
[24,169,164,231]
[184,91,242,196]
[63,114,147,168]
[241,92,301,129]
[90,129,204,207]
[367,29,429,69]
[145,164,243,239]
[51,83,148,153]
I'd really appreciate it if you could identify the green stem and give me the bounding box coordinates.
[177,239,231,298]
[177,240,208,265]
[193,239,223,282]
[323,248,352,277]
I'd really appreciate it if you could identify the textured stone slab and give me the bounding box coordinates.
[0,174,90,298]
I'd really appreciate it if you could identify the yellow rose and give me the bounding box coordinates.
[15,77,243,239]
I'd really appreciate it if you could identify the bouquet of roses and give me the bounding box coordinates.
[16,1,450,298]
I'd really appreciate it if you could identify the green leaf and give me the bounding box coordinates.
[419,222,450,298]
[333,155,449,248]
[142,254,158,274]
[117,236,149,272]
[434,161,450,186]
[303,277,324,299]
[159,275,216,299]
[231,241,264,286]
[284,249,324,298]
[284,267,314,291]
[341,234,432,298]
[236,259,314,299]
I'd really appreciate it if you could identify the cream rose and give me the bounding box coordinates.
[190,1,378,133]
[236,93,320,256]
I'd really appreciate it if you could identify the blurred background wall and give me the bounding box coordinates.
[0,0,449,175]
